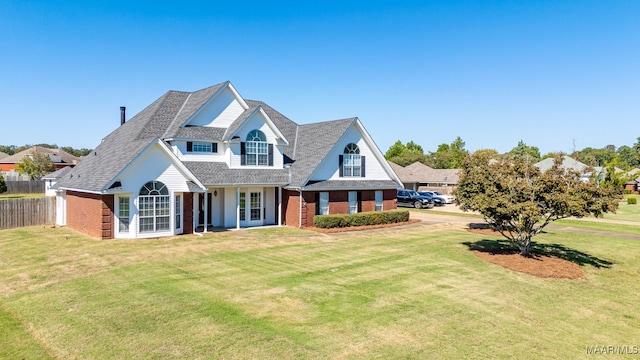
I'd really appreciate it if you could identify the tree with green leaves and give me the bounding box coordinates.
[384,140,428,166]
[454,153,620,256]
[508,140,540,162]
[426,137,468,169]
[15,152,56,180]
[0,174,7,194]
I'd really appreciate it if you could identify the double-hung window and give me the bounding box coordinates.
[118,196,130,232]
[340,143,365,177]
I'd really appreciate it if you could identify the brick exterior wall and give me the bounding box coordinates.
[283,189,398,228]
[66,191,114,239]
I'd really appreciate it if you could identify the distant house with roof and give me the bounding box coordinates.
[53,81,402,239]
[0,146,81,173]
[623,168,640,192]
[534,155,615,183]
[0,151,9,161]
[388,161,459,192]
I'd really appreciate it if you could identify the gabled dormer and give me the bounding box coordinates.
[226,106,289,169]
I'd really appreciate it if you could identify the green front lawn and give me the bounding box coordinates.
[1,225,638,359]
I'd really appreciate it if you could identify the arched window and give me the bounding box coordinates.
[139,181,170,232]
[245,129,268,166]
[342,143,361,177]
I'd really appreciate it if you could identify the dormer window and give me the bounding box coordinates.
[339,143,366,177]
[187,141,217,153]
[241,130,273,166]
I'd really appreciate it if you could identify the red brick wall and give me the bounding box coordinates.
[66,191,114,239]
[183,192,193,234]
[282,189,398,228]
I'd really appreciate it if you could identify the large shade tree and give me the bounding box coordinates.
[454,152,620,256]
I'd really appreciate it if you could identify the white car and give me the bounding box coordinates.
[427,191,455,204]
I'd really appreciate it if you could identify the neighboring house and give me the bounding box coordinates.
[623,168,640,192]
[0,151,9,161]
[389,161,459,192]
[534,155,607,182]
[43,167,72,196]
[0,146,80,172]
[53,81,402,239]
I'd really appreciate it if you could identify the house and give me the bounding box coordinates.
[43,167,72,196]
[534,155,607,182]
[389,161,459,193]
[53,81,402,239]
[0,146,81,172]
[0,151,8,161]
[623,168,640,192]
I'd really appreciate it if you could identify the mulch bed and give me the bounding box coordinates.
[467,228,586,279]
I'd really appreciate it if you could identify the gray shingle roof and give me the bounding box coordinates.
[183,161,289,185]
[56,82,397,193]
[288,118,356,187]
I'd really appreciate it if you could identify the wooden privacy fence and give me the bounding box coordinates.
[5,180,45,194]
[0,197,56,230]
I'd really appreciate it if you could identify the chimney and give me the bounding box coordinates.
[120,106,126,125]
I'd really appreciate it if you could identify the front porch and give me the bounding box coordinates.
[192,186,284,231]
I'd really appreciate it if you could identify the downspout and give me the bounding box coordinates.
[298,189,303,228]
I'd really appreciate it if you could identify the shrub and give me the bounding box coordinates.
[313,210,410,229]
[623,189,632,194]
[627,197,637,205]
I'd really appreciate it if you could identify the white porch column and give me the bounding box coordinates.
[277,187,282,226]
[203,190,209,233]
[236,187,241,229]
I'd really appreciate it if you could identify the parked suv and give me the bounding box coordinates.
[397,189,434,209]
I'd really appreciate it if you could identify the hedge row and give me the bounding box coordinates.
[628,197,637,205]
[313,210,410,229]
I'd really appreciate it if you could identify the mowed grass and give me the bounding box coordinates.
[1,224,639,359]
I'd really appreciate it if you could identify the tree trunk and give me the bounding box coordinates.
[518,234,532,256]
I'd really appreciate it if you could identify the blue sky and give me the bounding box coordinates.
[1,1,638,155]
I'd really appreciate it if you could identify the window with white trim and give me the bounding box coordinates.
[118,196,130,232]
[348,191,358,214]
[187,141,217,153]
[342,143,361,177]
[319,192,329,215]
[246,130,268,166]
[250,192,262,221]
[375,190,383,211]
[239,192,246,221]
[175,195,181,230]
[139,181,170,232]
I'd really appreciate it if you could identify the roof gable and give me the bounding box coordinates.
[181,82,248,129]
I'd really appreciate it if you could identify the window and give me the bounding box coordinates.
[118,197,130,232]
[187,141,217,153]
[175,195,181,229]
[244,130,268,166]
[375,190,383,211]
[250,192,261,221]
[340,143,365,177]
[319,192,329,215]
[239,192,246,221]
[348,191,358,214]
[139,181,170,232]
